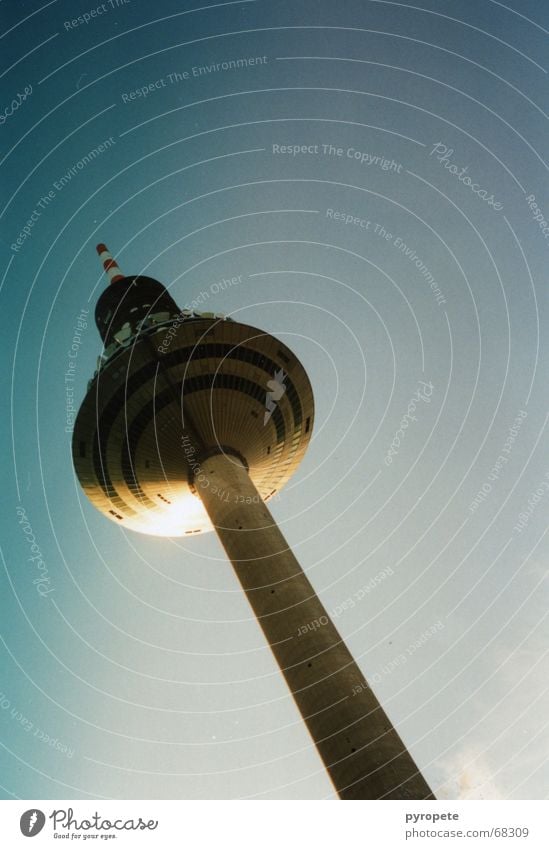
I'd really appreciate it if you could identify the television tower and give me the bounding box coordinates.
[72,244,435,800]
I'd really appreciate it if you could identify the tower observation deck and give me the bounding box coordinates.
[72,244,435,800]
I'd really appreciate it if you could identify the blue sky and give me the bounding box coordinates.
[1,0,549,799]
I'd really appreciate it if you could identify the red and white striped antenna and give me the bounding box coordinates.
[96,243,125,284]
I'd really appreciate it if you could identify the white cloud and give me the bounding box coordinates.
[436,747,502,799]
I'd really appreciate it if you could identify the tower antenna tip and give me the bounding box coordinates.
[96,242,125,284]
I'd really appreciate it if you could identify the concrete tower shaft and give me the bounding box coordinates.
[197,453,434,800]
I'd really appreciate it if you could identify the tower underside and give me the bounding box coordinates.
[73,316,313,536]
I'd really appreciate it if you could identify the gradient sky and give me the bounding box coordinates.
[1,0,549,800]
